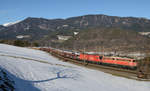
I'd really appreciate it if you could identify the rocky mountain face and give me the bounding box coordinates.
[0,14,150,41]
[0,25,4,28]
[60,28,150,53]
[0,25,5,31]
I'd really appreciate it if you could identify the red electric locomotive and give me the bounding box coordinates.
[101,57,137,69]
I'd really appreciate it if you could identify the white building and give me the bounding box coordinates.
[74,32,79,35]
[16,35,30,39]
[139,32,150,35]
[57,35,72,41]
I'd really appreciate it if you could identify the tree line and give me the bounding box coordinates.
[0,40,39,47]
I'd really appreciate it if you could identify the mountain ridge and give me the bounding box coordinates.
[0,14,150,41]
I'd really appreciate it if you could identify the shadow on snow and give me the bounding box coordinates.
[0,67,76,91]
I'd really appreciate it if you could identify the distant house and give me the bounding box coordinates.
[73,32,79,35]
[16,35,30,39]
[62,25,69,27]
[57,35,72,41]
[139,32,150,36]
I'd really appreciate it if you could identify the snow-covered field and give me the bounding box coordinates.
[0,44,150,91]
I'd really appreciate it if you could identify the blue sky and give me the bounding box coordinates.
[0,0,150,25]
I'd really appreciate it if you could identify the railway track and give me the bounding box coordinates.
[53,53,136,73]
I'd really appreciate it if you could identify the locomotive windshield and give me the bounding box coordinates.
[133,60,136,62]
[99,56,103,60]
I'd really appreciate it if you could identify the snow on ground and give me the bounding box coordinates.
[0,44,150,91]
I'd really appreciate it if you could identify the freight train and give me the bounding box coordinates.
[40,48,137,69]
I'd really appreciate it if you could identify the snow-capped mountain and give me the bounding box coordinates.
[3,20,21,27]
